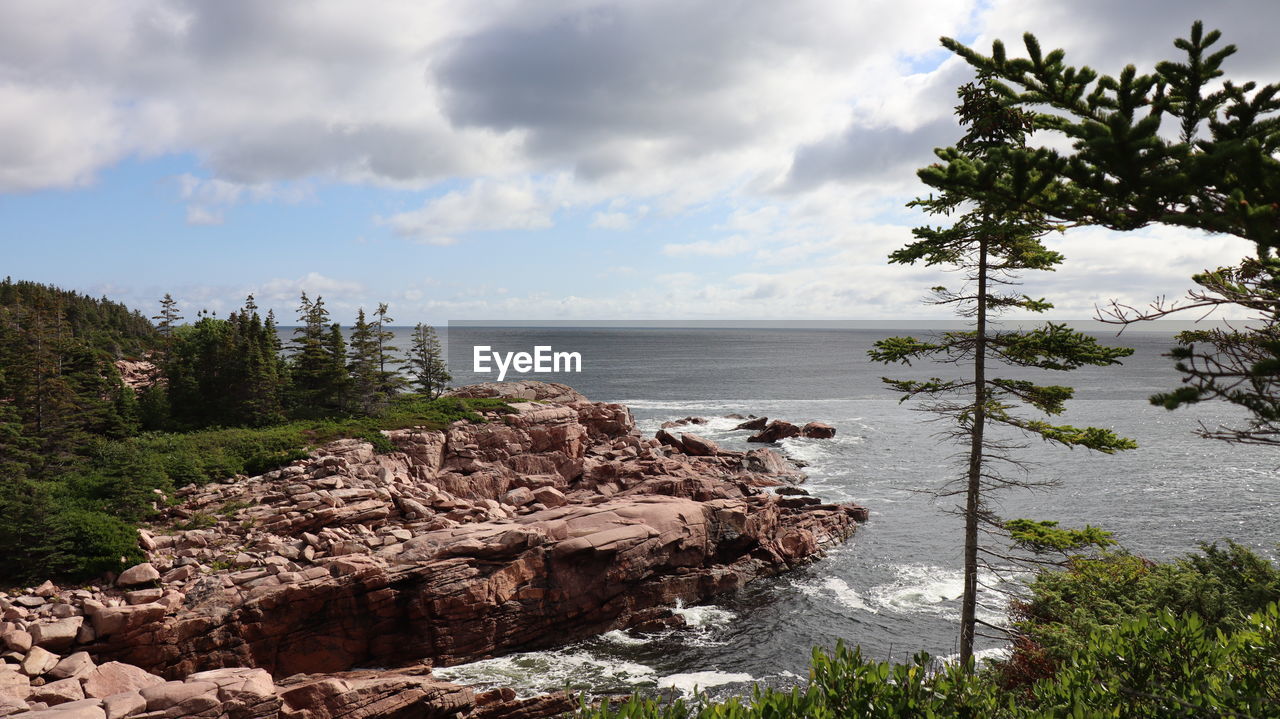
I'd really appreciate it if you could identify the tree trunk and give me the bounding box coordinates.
[960,236,989,669]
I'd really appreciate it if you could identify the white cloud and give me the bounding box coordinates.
[382,178,558,243]
[662,235,754,258]
[591,211,634,230]
[175,173,310,225]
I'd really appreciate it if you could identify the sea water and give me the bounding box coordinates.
[393,326,1280,700]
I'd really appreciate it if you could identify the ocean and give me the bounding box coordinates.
[361,326,1280,699]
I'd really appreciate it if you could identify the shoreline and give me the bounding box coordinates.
[0,381,865,718]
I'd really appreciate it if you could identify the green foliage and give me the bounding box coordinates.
[162,295,287,429]
[1004,519,1115,554]
[409,323,452,398]
[0,277,158,357]
[1008,543,1280,671]
[359,429,397,454]
[1027,604,1280,716]
[39,507,144,579]
[932,23,1280,446]
[176,513,218,531]
[577,644,1002,719]
[872,75,1135,665]
[576,604,1280,719]
[0,394,511,584]
[217,500,253,517]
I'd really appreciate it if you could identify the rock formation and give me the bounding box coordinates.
[0,383,866,718]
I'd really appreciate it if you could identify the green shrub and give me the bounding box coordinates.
[1008,543,1280,671]
[359,429,397,454]
[38,507,143,579]
[243,447,310,476]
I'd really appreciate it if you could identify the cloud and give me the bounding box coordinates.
[662,235,754,258]
[381,178,559,243]
[175,173,310,225]
[258,272,365,304]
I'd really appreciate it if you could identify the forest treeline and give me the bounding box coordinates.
[0,279,462,582]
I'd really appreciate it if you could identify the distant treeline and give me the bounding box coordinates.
[0,281,454,583]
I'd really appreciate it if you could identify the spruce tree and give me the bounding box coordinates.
[348,308,381,414]
[323,322,351,414]
[289,293,344,417]
[928,23,1280,446]
[409,323,451,398]
[152,293,182,339]
[372,302,406,398]
[870,77,1137,668]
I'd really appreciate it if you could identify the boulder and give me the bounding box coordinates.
[47,652,95,681]
[445,380,588,404]
[28,677,84,706]
[0,668,30,700]
[1,630,31,654]
[0,695,27,716]
[30,617,83,651]
[679,433,720,456]
[531,486,567,508]
[653,428,682,449]
[14,705,105,719]
[115,564,159,588]
[801,422,837,439]
[20,646,59,677]
[101,690,145,719]
[87,604,165,639]
[139,680,218,713]
[502,487,535,507]
[80,662,164,699]
[735,416,768,431]
[747,420,801,443]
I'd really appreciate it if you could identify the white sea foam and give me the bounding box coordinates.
[798,565,1008,625]
[599,629,652,646]
[433,649,656,698]
[798,576,876,613]
[657,671,756,697]
[939,645,1011,666]
[672,600,736,628]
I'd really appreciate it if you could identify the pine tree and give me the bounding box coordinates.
[289,293,348,417]
[323,322,351,414]
[409,323,451,398]
[869,77,1137,668]
[929,23,1280,446]
[348,308,381,414]
[372,303,406,398]
[152,293,183,339]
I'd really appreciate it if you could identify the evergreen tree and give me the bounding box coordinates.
[348,308,382,414]
[409,323,451,398]
[870,77,1137,668]
[288,293,350,417]
[372,302,406,398]
[162,295,286,428]
[927,23,1280,445]
[152,293,183,339]
[324,322,351,414]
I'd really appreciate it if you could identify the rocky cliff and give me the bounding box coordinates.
[0,383,866,719]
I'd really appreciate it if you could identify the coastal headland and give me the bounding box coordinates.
[0,381,865,719]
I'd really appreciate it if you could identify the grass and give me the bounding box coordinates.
[126,394,519,488]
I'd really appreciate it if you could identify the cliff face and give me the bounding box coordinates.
[0,383,866,719]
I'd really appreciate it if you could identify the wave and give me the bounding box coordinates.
[657,671,756,698]
[797,564,1008,626]
[432,649,656,699]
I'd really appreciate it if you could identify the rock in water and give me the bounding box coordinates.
[747,420,801,443]
[801,422,837,438]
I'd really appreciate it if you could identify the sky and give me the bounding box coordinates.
[1,0,1277,325]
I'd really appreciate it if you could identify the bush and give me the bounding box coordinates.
[38,507,143,579]
[1007,543,1280,673]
